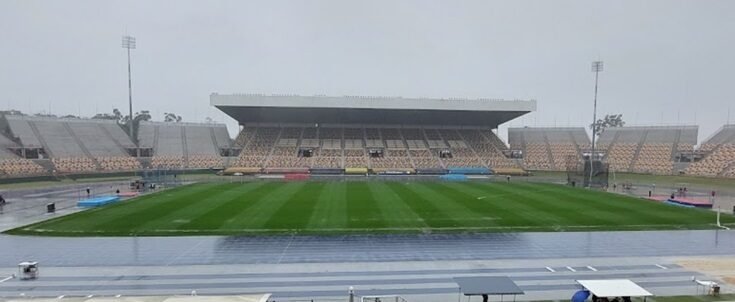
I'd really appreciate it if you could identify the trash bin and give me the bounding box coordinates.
[46,203,55,213]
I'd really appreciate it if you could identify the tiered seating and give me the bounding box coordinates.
[266,156,310,168]
[507,128,588,171]
[52,157,96,173]
[0,133,45,176]
[97,156,140,171]
[0,147,45,176]
[234,128,256,147]
[265,146,310,168]
[631,144,673,174]
[371,149,411,169]
[687,145,735,177]
[606,143,637,171]
[460,129,518,169]
[440,147,482,168]
[409,149,442,169]
[188,154,224,169]
[151,156,184,169]
[685,125,735,177]
[310,146,342,168]
[523,143,551,170]
[549,144,579,170]
[138,121,229,169]
[235,127,280,167]
[343,149,366,168]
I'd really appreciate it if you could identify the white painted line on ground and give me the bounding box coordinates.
[656,264,668,269]
[545,266,555,272]
[587,266,598,272]
[0,276,13,283]
[566,266,576,272]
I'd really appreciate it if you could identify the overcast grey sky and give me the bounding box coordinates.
[1,0,734,143]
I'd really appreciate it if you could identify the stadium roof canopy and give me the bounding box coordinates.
[211,93,536,128]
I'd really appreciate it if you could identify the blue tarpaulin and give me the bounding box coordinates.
[571,290,590,302]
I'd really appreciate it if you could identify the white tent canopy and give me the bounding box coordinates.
[577,279,653,298]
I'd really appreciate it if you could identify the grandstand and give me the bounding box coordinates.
[0,115,232,176]
[506,126,715,176]
[212,94,536,172]
[598,126,697,175]
[686,124,735,177]
[508,127,590,171]
[1,95,735,179]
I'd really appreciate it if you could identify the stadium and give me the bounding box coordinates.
[1,92,735,302]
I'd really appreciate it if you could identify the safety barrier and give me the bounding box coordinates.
[310,168,344,175]
[447,167,491,175]
[439,174,468,181]
[415,168,447,175]
[223,167,262,175]
[372,168,414,175]
[264,167,309,174]
[345,167,368,174]
[284,173,310,181]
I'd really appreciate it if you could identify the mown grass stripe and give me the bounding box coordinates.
[384,182,458,228]
[178,182,274,230]
[345,182,385,229]
[263,182,327,229]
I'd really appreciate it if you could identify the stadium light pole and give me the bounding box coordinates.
[589,61,603,188]
[122,35,136,139]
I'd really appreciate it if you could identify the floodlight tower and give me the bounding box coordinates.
[589,61,603,187]
[122,35,136,138]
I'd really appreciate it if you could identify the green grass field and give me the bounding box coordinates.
[8,181,735,236]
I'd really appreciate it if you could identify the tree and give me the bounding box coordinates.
[590,114,625,137]
[92,108,125,123]
[134,110,152,123]
[164,112,183,122]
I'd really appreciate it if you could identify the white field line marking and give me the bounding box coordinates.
[0,276,13,283]
[656,264,668,269]
[587,266,598,272]
[566,266,576,272]
[277,234,296,264]
[545,267,555,272]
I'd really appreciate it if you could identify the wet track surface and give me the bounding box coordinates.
[1,230,734,267]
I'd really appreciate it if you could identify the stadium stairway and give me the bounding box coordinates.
[138,157,152,169]
[671,129,682,159]
[31,159,56,173]
[64,122,101,170]
[209,127,221,154]
[99,124,130,155]
[627,130,648,172]
[152,125,160,155]
[542,132,556,169]
[718,161,735,177]
[262,127,283,168]
[569,131,582,155]
[27,120,54,158]
[181,126,189,167]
